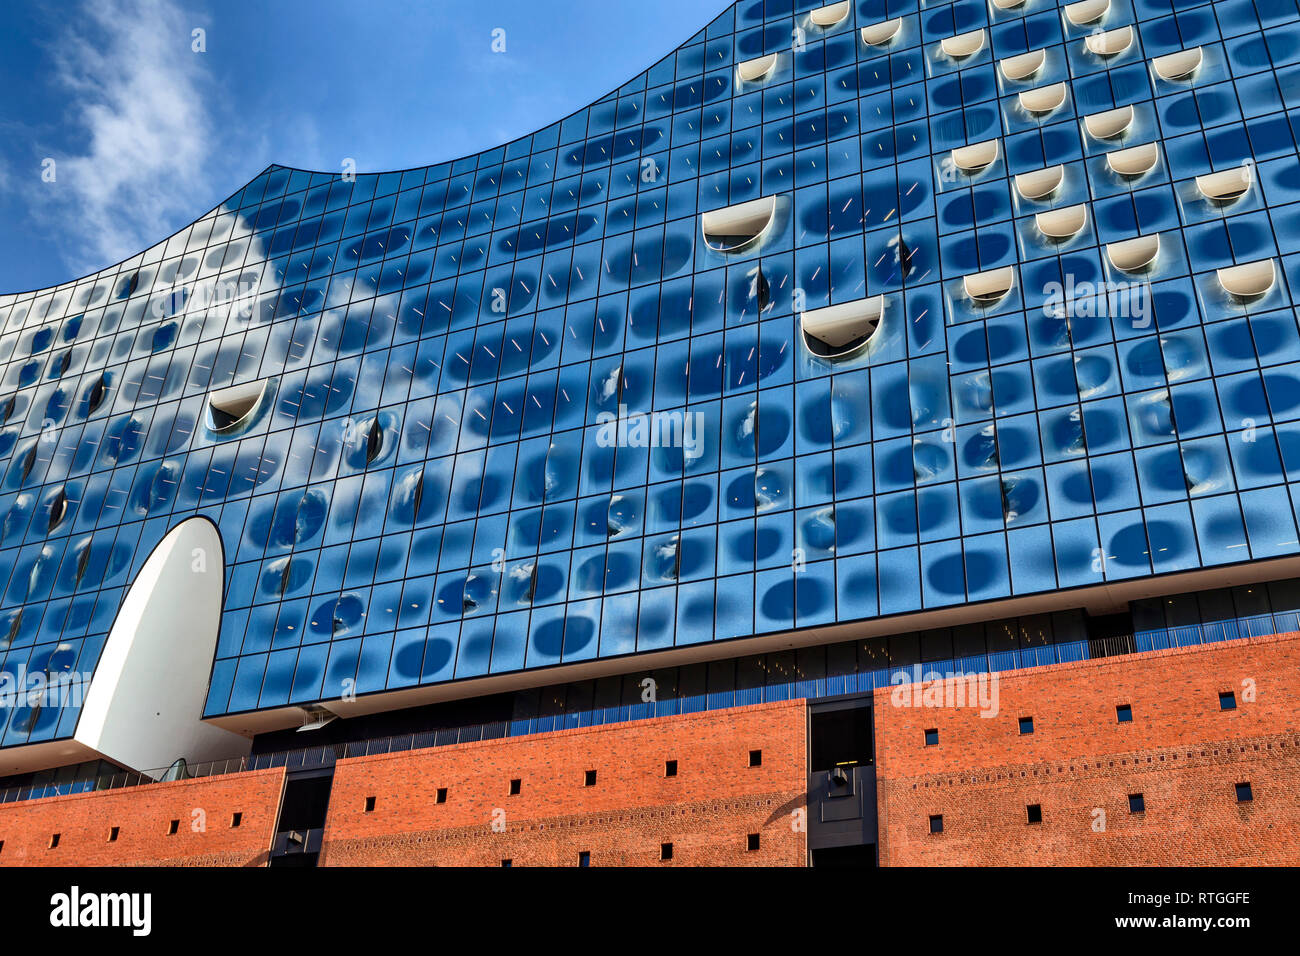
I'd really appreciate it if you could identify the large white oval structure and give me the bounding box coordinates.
[76,517,249,776]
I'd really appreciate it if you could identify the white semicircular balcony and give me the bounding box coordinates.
[1152,47,1203,81]
[963,266,1017,306]
[1000,49,1046,82]
[941,29,987,60]
[700,196,780,253]
[800,295,886,359]
[809,0,851,27]
[737,53,779,84]
[1084,104,1135,139]
[1015,165,1065,200]
[993,0,1028,8]
[1196,165,1254,202]
[1217,259,1276,299]
[1106,142,1160,177]
[1065,0,1110,26]
[206,378,271,433]
[1085,26,1134,57]
[1106,234,1162,273]
[951,139,1000,173]
[1020,82,1068,115]
[860,18,902,47]
[1036,204,1089,240]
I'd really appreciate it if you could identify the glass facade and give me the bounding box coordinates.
[1,0,1300,747]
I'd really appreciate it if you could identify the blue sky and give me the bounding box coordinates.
[0,0,721,293]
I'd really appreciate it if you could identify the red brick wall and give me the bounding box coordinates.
[0,768,284,867]
[873,633,1300,865]
[319,700,808,866]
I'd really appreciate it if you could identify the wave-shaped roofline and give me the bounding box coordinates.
[3,1,733,300]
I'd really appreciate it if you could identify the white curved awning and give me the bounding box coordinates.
[1085,25,1134,57]
[1000,49,1046,81]
[207,379,270,433]
[1217,259,1276,298]
[701,196,780,253]
[1064,0,1110,26]
[801,295,885,358]
[1036,204,1089,240]
[963,267,1016,305]
[952,139,1000,172]
[1196,165,1253,201]
[1015,165,1065,200]
[809,1,851,27]
[941,29,986,60]
[861,18,902,47]
[1084,104,1135,139]
[737,53,778,83]
[1106,234,1161,273]
[1020,82,1068,114]
[1106,142,1159,177]
[1152,47,1203,81]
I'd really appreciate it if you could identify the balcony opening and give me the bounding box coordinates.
[951,139,999,174]
[809,1,850,28]
[1020,82,1067,115]
[860,18,902,47]
[1084,105,1135,140]
[1085,25,1133,57]
[1153,48,1202,81]
[1036,204,1088,241]
[1065,0,1110,26]
[736,53,778,85]
[1106,234,1161,274]
[205,379,270,433]
[1015,165,1064,200]
[700,196,779,254]
[800,295,885,359]
[940,29,985,60]
[1196,166,1253,203]
[963,266,1016,306]
[1000,49,1045,82]
[1217,260,1276,300]
[1106,142,1159,178]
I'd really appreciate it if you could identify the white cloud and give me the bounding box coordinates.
[40,0,219,276]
